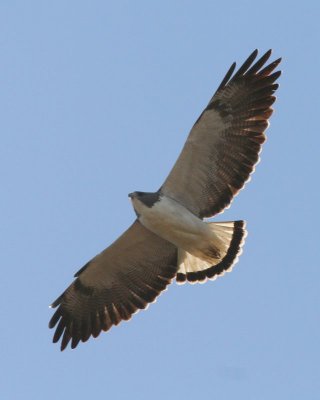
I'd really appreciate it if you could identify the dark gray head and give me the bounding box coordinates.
[128,191,161,208]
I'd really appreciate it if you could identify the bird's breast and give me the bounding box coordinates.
[136,195,212,251]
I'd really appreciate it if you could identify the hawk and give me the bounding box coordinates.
[49,49,281,350]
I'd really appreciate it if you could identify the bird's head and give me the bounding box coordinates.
[128,191,161,216]
[128,191,142,200]
[128,192,144,203]
[128,192,145,217]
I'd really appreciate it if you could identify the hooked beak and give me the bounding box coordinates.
[128,192,134,199]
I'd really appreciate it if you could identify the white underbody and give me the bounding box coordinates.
[131,195,219,262]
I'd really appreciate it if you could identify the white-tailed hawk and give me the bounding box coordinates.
[49,49,281,350]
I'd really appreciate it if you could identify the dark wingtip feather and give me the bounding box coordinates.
[216,61,237,92]
[50,294,63,309]
[71,336,81,349]
[215,49,281,98]
[232,49,258,79]
[52,318,66,343]
[258,58,282,77]
[246,49,272,75]
[49,308,62,329]
[60,329,72,351]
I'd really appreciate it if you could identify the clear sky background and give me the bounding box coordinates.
[1,1,319,399]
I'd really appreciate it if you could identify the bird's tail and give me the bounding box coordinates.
[176,220,247,284]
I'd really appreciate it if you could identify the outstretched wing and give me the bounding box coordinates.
[49,220,177,351]
[162,49,281,218]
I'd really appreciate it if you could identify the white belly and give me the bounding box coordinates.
[133,195,213,257]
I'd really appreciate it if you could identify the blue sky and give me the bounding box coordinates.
[2,1,319,399]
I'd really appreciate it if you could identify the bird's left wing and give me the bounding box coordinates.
[49,220,177,350]
[161,49,281,218]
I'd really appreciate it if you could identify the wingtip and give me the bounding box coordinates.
[50,294,63,309]
[258,48,272,56]
[230,61,237,75]
[52,335,60,344]
[274,57,282,68]
[60,340,69,352]
[264,49,273,60]
[250,49,259,61]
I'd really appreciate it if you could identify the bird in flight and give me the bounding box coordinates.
[49,49,281,351]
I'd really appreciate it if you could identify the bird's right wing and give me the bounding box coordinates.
[49,220,177,350]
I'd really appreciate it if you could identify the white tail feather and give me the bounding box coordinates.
[176,220,247,284]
